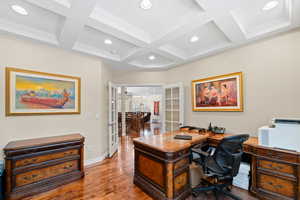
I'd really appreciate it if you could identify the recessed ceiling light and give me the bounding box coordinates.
[104,39,112,45]
[190,36,199,43]
[148,55,156,60]
[11,5,28,15]
[263,1,279,11]
[140,0,152,10]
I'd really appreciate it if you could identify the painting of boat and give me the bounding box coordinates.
[20,90,70,109]
[6,67,81,116]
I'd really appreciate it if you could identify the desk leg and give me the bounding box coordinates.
[166,163,173,199]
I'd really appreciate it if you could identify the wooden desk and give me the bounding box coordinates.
[208,133,300,200]
[134,131,300,200]
[133,131,208,200]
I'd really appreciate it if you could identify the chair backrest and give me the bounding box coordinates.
[213,134,249,177]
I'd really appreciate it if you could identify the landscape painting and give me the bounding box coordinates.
[192,72,243,111]
[6,68,81,116]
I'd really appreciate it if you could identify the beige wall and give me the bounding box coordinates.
[113,29,300,136]
[0,34,111,163]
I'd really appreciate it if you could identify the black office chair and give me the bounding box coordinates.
[191,134,249,200]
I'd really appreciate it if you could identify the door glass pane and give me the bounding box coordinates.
[166,99,172,110]
[172,87,179,99]
[111,108,115,122]
[173,111,179,122]
[166,111,172,121]
[166,88,172,99]
[173,99,179,110]
[172,122,180,130]
[166,122,172,132]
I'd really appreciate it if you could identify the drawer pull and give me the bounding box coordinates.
[275,185,283,189]
[32,174,38,178]
[266,164,283,170]
[32,158,37,162]
[268,182,273,185]
[63,165,73,170]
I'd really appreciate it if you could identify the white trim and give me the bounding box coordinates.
[115,83,164,87]
[84,152,108,166]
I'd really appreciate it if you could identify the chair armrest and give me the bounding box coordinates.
[191,148,210,157]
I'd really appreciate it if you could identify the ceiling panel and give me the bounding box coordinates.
[231,0,291,38]
[0,0,65,37]
[93,0,203,37]
[76,26,139,59]
[129,52,174,68]
[160,22,230,59]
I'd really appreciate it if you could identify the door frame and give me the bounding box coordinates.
[163,82,184,132]
[108,82,118,157]
[115,83,164,136]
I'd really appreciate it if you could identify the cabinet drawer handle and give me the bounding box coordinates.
[268,182,273,185]
[32,174,38,178]
[32,158,37,162]
[63,165,73,169]
[275,185,283,189]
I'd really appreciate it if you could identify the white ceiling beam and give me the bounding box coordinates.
[194,0,246,43]
[87,18,149,48]
[25,0,69,16]
[59,0,98,49]
[151,48,185,62]
[121,48,147,62]
[292,0,300,27]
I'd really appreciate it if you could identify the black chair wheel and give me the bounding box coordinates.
[192,191,199,197]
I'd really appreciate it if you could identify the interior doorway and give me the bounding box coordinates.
[117,85,163,137]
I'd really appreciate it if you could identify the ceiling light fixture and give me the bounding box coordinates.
[263,1,279,11]
[148,55,156,60]
[11,5,28,15]
[190,36,199,43]
[140,0,152,10]
[104,39,112,45]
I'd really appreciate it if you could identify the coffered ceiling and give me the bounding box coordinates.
[0,0,299,70]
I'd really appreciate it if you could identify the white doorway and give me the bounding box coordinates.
[108,82,118,157]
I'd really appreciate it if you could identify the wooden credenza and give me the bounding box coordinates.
[248,145,300,200]
[4,134,85,200]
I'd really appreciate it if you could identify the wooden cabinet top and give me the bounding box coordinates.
[4,133,84,151]
[133,131,208,152]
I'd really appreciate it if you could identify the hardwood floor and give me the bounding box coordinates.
[24,125,258,200]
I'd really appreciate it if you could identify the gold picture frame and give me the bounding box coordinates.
[6,67,81,116]
[192,72,243,112]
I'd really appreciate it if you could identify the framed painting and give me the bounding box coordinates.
[192,72,243,112]
[6,67,81,116]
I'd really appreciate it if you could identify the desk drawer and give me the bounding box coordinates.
[257,173,296,198]
[258,159,295,176]
[15,160,79,187]
[255,148,297,163]
[15,149,79,167]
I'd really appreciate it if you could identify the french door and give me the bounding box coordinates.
[108,82,118,157]
[163,83,184,132]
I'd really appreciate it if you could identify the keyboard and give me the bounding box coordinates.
[174,135,192,140]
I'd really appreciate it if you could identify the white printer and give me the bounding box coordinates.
[258,118,300,152]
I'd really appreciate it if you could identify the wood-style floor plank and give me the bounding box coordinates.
[24,124,258,200]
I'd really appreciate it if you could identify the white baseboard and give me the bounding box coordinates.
[84,152,108,166]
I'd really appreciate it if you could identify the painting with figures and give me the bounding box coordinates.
[192,72,243,111]
[6,68,81,116]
